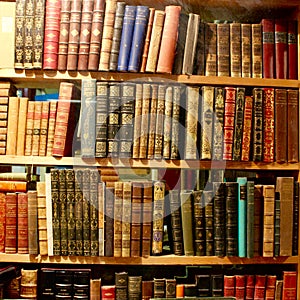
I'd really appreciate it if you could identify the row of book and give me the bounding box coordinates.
[11,0,298,79]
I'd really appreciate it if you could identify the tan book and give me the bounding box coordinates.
[31,101,42,156]
[16,97,28,156]
[114,181,123,257]
[46,100,57,156]
[28,190,38,255]
[132,83,143,158]
[6,97,20,155]
[37,181,47,255]
[163,86,173,159]
[38,101,50,156]
[122,181,131,257]
[20,269,38,299]
[147,84,158,159]
[24,101,35,156]
[90,278,101,300]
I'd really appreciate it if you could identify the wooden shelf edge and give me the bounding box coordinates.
[0,254,298,265]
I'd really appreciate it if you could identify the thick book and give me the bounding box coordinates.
[142,280,154,300]
[237,177,247,257]
[262,19,275,78]
[115,272,128,300]
[205,22,217,76]
[241,95,253,161]
[235,275,246,300]
[90,278,101,300]
[230,22,241,77]
[204,189,214,256]
[254,275,267,300]
[5,192,17,254]
[129,276,142,300]
[287,20,298,79]
[17,192,28,254]
[275,19,288,79]
[282,271,297,300]
[223,275,235,297]
[20,269,38,299]
[217,23,230,76]
[252,23,263,78]
[241,23,251,77]
[156,5,181,73]
[266,275,277,300]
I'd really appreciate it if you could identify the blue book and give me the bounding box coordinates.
[237,177,247,257]
[117,5,137,72]
[128,6,149,72]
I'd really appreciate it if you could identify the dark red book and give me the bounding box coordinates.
[282,271,297,300]
[17,192,28,254]
[101,285,116,300]
[275,19,288,79]
[245,275,255,300]
[235,275,245,300]
[254,275,266,299]
[5,193,17,254]
[288,20,298,79]
[224,275,235,297]
[265,275,277,300]
[262,19,275,78]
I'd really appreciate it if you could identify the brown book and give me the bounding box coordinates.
[37,181,47,255]
[205,22,217,76]
[90,278,101,300]
[282,271,297,300]
[217,23,230,77]
[38,101,50,156]
[0,193,5,252]
[98,181,105,256]
[262,185,275,257]
[252,23,263,78]
[5,192,17,254]
[28,190,38,255]
[24,100,35,156]
[122,182,131,257]
[230,22,241,77]
[145,10,165,73]
[67,0,83,70]
[147,84,158,159]
[31,101,42,156]
[163,86,173,159]
[265,275,277,299]
[17,192,28,254]
[20,269,38,299]
[46,100,57,156]
[114,181,123,257]
[241,23,251,77]
[16,97,28,156]
[98,0,117,71]
[0,181,27,192]
[6,97,20,155]
[142,280,153,300]
[132,83,143,158]
[275,279,283,300]
[87,0,105,70]
[241,95,253,161]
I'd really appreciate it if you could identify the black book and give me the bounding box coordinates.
[195,274,211,297]
[203,189,214,256]
[211,274,223,297]
[55,270,73,297]
[73,270,91,298]
[193,190,205,256]
[40,268,56,299]
[115,272,128,300]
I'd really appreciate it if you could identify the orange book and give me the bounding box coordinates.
[6,97,20,155]
[0,181,27,192]
[24,101,35,156]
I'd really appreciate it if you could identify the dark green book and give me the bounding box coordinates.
[246,181,255,258]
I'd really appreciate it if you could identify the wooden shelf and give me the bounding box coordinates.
[0,254,298,265]
[0,155,299,170]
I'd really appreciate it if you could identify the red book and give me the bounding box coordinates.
[0,193,5,253]
[263,88,275,162]
[288,20,298,79]
[241,95,253,161]
[235,275,246,300]
[224,275,235,297]
[5,193,17,254]
[262,19,275,78]
[282,271,297,300]
[265,275,277,300]
[275,19,288,79]
[17,192,28,254]
[245,275,255,300]
[223,87,236,161]
[101,285,116,300]
[254,275,266,300]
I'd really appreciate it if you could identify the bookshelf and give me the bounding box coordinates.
[0,0,300,298]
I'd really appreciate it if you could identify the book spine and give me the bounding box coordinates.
[0,193,5,253]
[170,85,181,160]
[205,23,217,76]
[241,95,253,161]
[246,181,255,258]
[122,181,131,257]
[31,101,42,156]
[37,181,48,255]
[46,100,58,156]
[17,193,28,254]
[27,190,38,255]
[33,0,45,68]
[98,181,105,256]
[293,181,299,255]
[16,97,29,156]
[132,83,142,158]
[45,173,53,256]
[6,97,20,155]
[235,275,246,300]
[156,5,181,73]
[275,19,288,79]
[114,181,123,257]
[262,19,275,78]
[223,275,235,297]
[288,20,298,79]
[241,23,251,77]
[230,22,241,77]
[51,169,60,255]
[131,182,142,257]
[90,169,99,256]
[147,84,158,159]
[82,168,91,256]
[237,177,247,257]
[5,193,17,253]
[38,101,50,156]
[163,86,173,159]
[128,276,142,300]
[20,269,38,299]
[252,23,263,78]
[74,169,83,255]
[275,279,283,300]
[282,271,297,300]
[204,189,214,256]
[15,0,26,68]
[254,184,263,256]
[23,0,35,69]
[217,23,230,76]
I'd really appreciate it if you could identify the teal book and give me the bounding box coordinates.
[246,181,254,258]
[237,177,247,257]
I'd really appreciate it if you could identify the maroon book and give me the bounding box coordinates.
[224,275,235,297]
[288,20,298,79]
[235,275,246,300]
[265,275,277,300]
[17,192,29,254]
[5,193,17,254]
[245,275,255,300]
[282,271,297,300]
[262,19,275,78]
[275,19,288,79]
[254,275,266,299]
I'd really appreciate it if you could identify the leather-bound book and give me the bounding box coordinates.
[225,182,238,257]
[230,22,241,77]
[33,0,45,69]
[38,101,50,156]
[246,181,255,258]
[37,181,48,255]
[73,269,91,298]
[288,20,298,79]
[180,189,194,256]
[115,272,128,300]
[223,87,236,161]
[82,168,91,256]
[27,190,38,255]
[117,5,137,72]
[262,184,275,257]
[5,193,17,254]
[46,100,57,156]
[45,173,53,257]
[252,88,264,161]
[153,278,165,298]
[23,0,34,69]
[66,0,82,70]
[287,89,299,163]
[245,275,255,299]
[20,269,38,299]
[128,6,150,72]
[131,181,142,257]
[205,22,217,76]
[17,192,28,254]
[292,181,299,256]
[165,279,176,298]
[98,181,105,256]
[169,189,183,255]
[51,169,60,255]
[276,177,294,256]
[275,279,283,300]
[77,0,94,71]
[142,280,153,300]
[262,19,275,78]
[263,87,275,162]
[223,275,235,297]
[163,86,173,159]
[217,22,230,77]
[95,82,108,158]
[74,168,83,256]
[275,19,287,79]
[105,186,114,257]
[16,97,28,156]
[282,271,297,300]
[254,275,266,299]
[113,181,123,257]
[101,285,116,300]
[193,189,205,256]
[142,181,153,257]
[122,181,131,257]
[210,274,223,297]
[55,269,73,297]
[87,0,105,70]
[156,5,181,74]
[98,0,117,71]
[57,0,71,71]
[6,97,19,155]
[200,86,214,159]
[0,193,5,253]
[14,0,26,69]
[132,83,143,158]
[241,23,251,77]
[145,10,165,72]
[213,182,226,257]
[275,89,287,162]
[90,278,101,300]
[237,177,247,258]
[109,2,126,71]
[31,101,42,156]
[252,23,263,78]
[182,13,199,75]
[232,87,245,161]
[266,275,277,300]
[43,0,61,70]
[184,86,199,159]
[241,95,253,161]
[235,275,246,300]
[152,180,165,255]
[80,79,97,157]
[193,20,205,75]
[254,184,263,257]
[147,84,158,159]
[184,283,197,297]
[204,189,214,256]
[128,276,142,300]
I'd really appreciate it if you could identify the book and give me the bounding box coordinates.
[14,0,26,68]
[142,280,154,300]
[217,22,230,76]
[252,23,263,78]
[262,19,275,78]
[230,22,241,77]
[205,22,217,76]
[275,279,283,300]
[147,84,158,159]
[275,19,288,79]
[287,20,298,79]
[46,100,58,156]
[241,23,251,77]
[82,168,91,256]
[241,95,253,161]
[0,193,5,253]
[223,275,235,297]
[37,181,48,255]
[90,278,101,300]
[237,177,247,257]
[293,181,299,256]
[102,285,116,300]
[282,271,297,300]
[17,192,28,254]
[204,189,214,256]
[193,19,205,75]
[31,101,42,156]
[121,181,131,257]
[266,275,277,300]
[5,192,17,254]
[98,181,105,256]
[162,86,173,159]
[39,101,50,156]
[153,278,165,298]
[23,0,35,68]
[45,172,53,256]
[51,169,60,256]
[16,97,28,156]
[20,269,38,299]
[235,275,246,300]
[6,97,19,155]
[104,186,114,257]
[115,271,128,300]
[254,275,267,299]
[246,275,255,299]
[246,181,255,258]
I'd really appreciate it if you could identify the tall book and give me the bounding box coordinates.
[204,189,214,256]
[241,23,251,77]
[162,86,173,159]
[254,184,263,256]
[37,181,48,255]
[230,22,241,77]
[98,181,105,256]
[147,84,158,159]
[287,20,298,79]
[193,19,205,75]
[132,83,143,158]
[90,169,99,256]
[114,181,123,257]
[23,0,35,69]
[223,275,235,297]
[293,181,299,256]
[17,192,28,254]
[24,101,35,156]
[90,278,101,300]
[6,97,19,155]
[237,177,247,257]
[51,169,60,255]
[156,5,181,73]
[28,190,38,255]
[246,181,255,258]
[74,168,83,255]
[105,186,114,257]
[14,0,26,68]
[252,23,263,78]
[235,275,246,300]
[205,22,217,76]
[254,275,267,299]
[31,101,42,156]
[20,269,38,299]
[0,193,5,253]
[39,101,50,156]
[46,100,58,156]
[275,19,288,79]
[241,95,253,161]
[262,19,275,78]
[82,168,91,256]
[122,181,131,257]
[5,193,17,254]
[217,22,230,77]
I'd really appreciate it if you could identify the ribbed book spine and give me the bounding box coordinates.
[142,181,152,257]
[293,181,299,255]
[17,193,28,254]
[122,182,131,257]
[0,193,5,253]
[98,181,105,256]
[241,95,253,161]
[23,0,35,69]
[147,84,158,159]
[46,100,58,156]
[105,186,114,257]
[163,86,173,159]
[252,88,263,161]
[31,101,42,156]
[252,23,263,78]
[254,184,263,256]
[193,189,205,256]
[74,168,83,256]
[38,101,50,156]
[90,169,99,256]
[82,168,91,256]
[51,169,60,255]
[262,19,275,78]
[217,23,230,76]
[114,181,123,257]
[16,97,29,156]
[131,182,142,257]
[204,189,214,256]
[37,182,47,255]
[230,22,241,77]
[170,85,181,160]
[205,23,217,76]
[241,23,251,77]
[5,193,17,254]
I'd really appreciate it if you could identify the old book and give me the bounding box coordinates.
[204,189,214,256]
[287,89,299,163]
[23,0,35,68]
[205,22,217,76]
[46,100,58,156]
[292,181,299,255]
[165,279,176,298]
[153,278,165,298]
[241,95,253,161]
[0,181,27,192]
[117,5,137,72]
[241,23,251,77]
[5,193,17,254]
[275,19,288,79]
[121,181,131,257]
[235,275,246,300]
[38,101,50,156]
[128,6,150,72]
[232,87,245,161]
[97,181,105,256]
[217,22,230,76]
[115,272,128,300]
[101,285,116,300]
[55,269,73,297]
[193,20,205,75]
[275,279,283,300]
[77,0,94,71]
[254,275,266,300]
[246,181,255,258]
[145,10,165,72]
[282,271,297,300]
[245,275,255,299]
[95,82,108,158]
[223,275,235,297]
[90,278,101,300]
[98,0,117,71]
[262,19,275,78]
[230,22,241,77]
[87,0,105,70]
[129,276,142,300]
[254,184,263,256]
[114,181,123,257]
[73,269,91,297]
[182,13,199,75]
[82,168,91,256]
[6,97,19,155]
[43,0,61,69]
[223,87,236,160]
[156,5,181,73]
[0,193,5,253]
[201,86,214,159]
[17,192,28,254]
[163,86,173,159]
[20,269,38,299]
[263,87,275,162]
[287,20,298,79]
[31,101,42,156]
[263,185,275,257]
[265,275,277,300]
[237,177,247,257]
[16,97,29,156]
[142,280,153,300]
[37,181,48,255]
[74,168,83,255]
[109,2,126,71]
[252,23,263,78]
[44,173,53,256]
[33,0,45,68]
[152,181,165,255]
[146,84,157,159]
